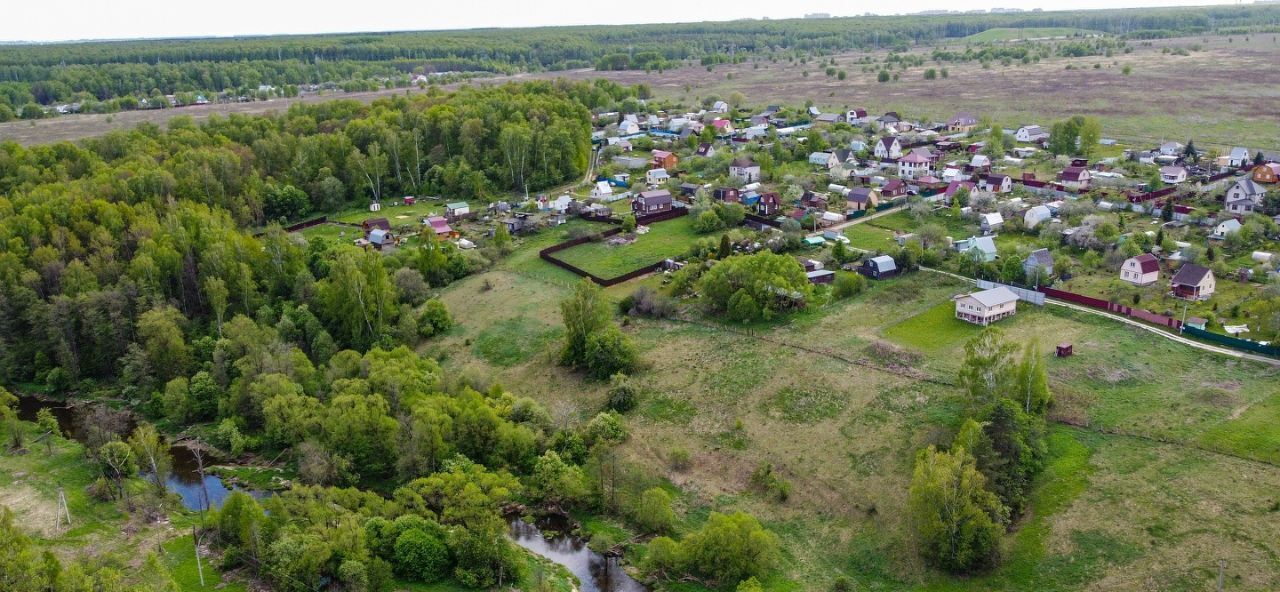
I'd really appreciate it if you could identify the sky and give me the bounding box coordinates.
[0,0,1249,43]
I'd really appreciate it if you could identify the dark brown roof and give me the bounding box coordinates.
[1132,253,1159,274]
[1171,263,1211,286]
[363,218,391,231]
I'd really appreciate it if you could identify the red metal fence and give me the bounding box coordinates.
[1038,286,1182,329]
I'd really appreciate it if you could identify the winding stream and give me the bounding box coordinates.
[16,394,267,510]
[508,515,647,592]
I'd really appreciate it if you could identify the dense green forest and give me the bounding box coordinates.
[1,3,1278,116]
[0,79,617,387]
[0,78,764,591]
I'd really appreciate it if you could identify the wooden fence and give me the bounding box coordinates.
[540,209,690,286]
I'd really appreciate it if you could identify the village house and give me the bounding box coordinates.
[1170,263,1215,300]
[847,187,880,212]
[1226,147,1251,168]
[1160,166,1188,184]
[1225,178,1267,214]
[956,236,998,262]
[362,217,392,234]
[757,192,781,216]
[980,212,1004,233]
[632,190,673,215]
[954,286,1019,326]
[814,112,844,125]
[618,120,640,135]
[859,255,899,279]
[881,178,907,198]
[874,112,901,131]
[1015,125,1050,143]
[943,181,976,204]
[711,119,734,135]
[897,150,932,179]
[1159,141,1185,157]
[712,100,730,113]
[809,151,839,170]
[367,228,394,249]
[1023,248,1054,282]
[426,216,457,239]
[1213,218,1242,239]
[947,111,979,133]
[499,213,531,235]
[1023,205,1052,229]
[1058,166,1091,191]
[695,143,717,158]
[646,168,670,186]
[445,201,471,220]
[847,109,869,125]
[1251,163,1280,184]
[806,269,836,284]
[874,137,903,160]
[714,187,741,203]
[651,150,678,170]
[1120,253,1160,286]
[980,173,1012,194]
[591,181,614,199]
[728,157,760,183]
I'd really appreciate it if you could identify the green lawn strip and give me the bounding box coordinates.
[550,216,713,279]
[881,301,980,353]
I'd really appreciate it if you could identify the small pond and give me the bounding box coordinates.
[508,515,647,592]
[16,394,267,510]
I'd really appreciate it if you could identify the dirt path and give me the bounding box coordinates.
[919,266,1280,367]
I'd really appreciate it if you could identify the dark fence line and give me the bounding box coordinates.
[256,216,330,237]
[1183,327,1280,357]
[743,213,782,228]
[540,208,690,286]
[1038,286,1182,329]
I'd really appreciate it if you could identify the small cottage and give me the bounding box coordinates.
[1120,253,1160,286]
[954,286,1019,326]
[1171,263,1215,300]
[632,190,674,215]
[1023,248,1054,281]
[859,255,899,279]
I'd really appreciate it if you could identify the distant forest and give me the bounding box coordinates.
[0,4,1279,115]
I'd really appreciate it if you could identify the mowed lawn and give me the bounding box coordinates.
[551,215,711,279]
[882,300,978,352]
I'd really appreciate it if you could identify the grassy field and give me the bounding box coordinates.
[548,34,1280,151]
[962,27,1103,42]
[428,225,1280,590]
[550,215,713,279]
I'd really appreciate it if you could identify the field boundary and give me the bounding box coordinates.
[539,209,690,286]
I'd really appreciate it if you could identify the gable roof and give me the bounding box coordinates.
[1130,253,1159,274]
[1025,248,1053,267]
[899,151,931,164]
[878,136,898,152]
[363,217,391,231]
[1059,166,1090,181]
[637,189,673,206]
[968,286,1018,307]
[1160,165,1186,176]
[1231,177,1265,197]
[427,216,453,234]
[961,235,998,254]
[948,111,978,126]
[868,255,897,272]
[848,187,878,203]
[1171,263,1212,286]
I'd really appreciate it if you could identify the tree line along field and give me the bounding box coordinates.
[428,229,1280,590]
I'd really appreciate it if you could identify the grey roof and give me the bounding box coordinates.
[1230,147,1250,160]
[1231,178,1265,196]
[1025,248,1053,267]
[968,286,1019,307]
[368,229,390,244]
[869,255,897,272]
[961,236,998,254]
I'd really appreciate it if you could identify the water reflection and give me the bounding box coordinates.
[509,517,647,592]
[16,394,267,510]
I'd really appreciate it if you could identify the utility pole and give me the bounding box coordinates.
[55,485,71,531]
[193,524,206,587]
[1217,559,1226,591]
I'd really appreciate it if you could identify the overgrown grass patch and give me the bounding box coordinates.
[471,317,562,366]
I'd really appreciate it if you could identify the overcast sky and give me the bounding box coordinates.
[1,0,1247,43]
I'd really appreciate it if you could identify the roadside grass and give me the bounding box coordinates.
[551,216,713,278]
